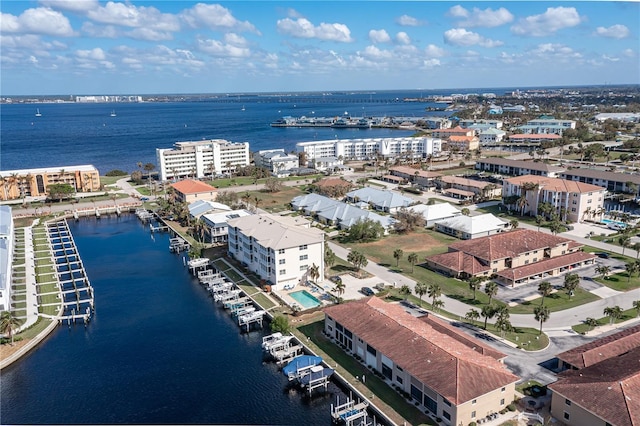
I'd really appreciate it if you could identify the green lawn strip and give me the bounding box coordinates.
[572,308,639,334]
[508,287,600,314]
[251,293,276,310]
[12,285,27,292]
[594,273,640,291]
[38,283,58,293]
[12,302,27,309]
[237,282,260,296]
[581,245,636,263]
[13,266,26,272]
[39,293,61,305]
[296,320,434,426]
[40,306,58,316]
[100,175,125,186]
[239,187,307,213]
[207,174,323,189]
[12,294,27,301]
[36,274,57,284]
[12,310,27,319]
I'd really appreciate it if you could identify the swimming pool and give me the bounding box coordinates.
[601,218,627,228]
[289,290,322,309]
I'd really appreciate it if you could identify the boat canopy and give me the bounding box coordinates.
[282,355,323,377]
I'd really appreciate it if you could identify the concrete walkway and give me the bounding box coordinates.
[20,225,40,330]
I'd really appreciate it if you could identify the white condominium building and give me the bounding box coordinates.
[227,214,325,290]
[0,206,14,312]
[156,139,250,181]
[296,137,441,164]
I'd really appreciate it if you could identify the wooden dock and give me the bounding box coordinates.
[331,397,369,425]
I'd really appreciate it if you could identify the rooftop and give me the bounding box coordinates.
[476,157,565,173]
[171,179,217,195]
[228,213,324,250]
[439,175,492,190]
[0,165,98,177]
[504,175,606,193]
[346,187,414,210]
[409,202,461,221]
[508,134,561,139]
[435,213,507,235]
[560,168,640,185]
[495,251,596,282]
[389,166,442,179]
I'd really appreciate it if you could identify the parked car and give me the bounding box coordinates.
[360,287,374,296]
[596,252,610,259]
[140,197,150,201]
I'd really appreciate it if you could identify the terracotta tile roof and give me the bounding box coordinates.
[389,166,442,179]
[448,135,476,142]
[426,251,491,276]
[448,229,572,262]
[315,178,352,188]
[549,346,640,426]
[324,298,517,404]
[171,179,217,194]
[439,175,491,189]
[495,251,596,282]
[557,324,640,369]
[504,175,605,194]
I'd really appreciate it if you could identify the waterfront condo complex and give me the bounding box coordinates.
[0,206,14,312]
[0,165,100,201]
[295,137,442,164]
[156,139,250,181]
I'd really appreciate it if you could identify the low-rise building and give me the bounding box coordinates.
[0,206,14,312]
[346,187,414,213]
[187,200,231,218]
[389,166,442,188]
[518,118,576,135]
[502,175,606,223]
[432,126,476,139]
[434,213,508,239]
[227,214,324,289]
[445,135,479,152]
[201,209,252,244]
[253,149,299,174]
[157,139,250,181]
[437,176,501,199]
[478,128,507,144]
[0,165,100,201]
[507,134,561,144]
[425,229,596,286]
[170,179,218,204]
[475,158,565,178]
[324,297,519,426]
[458,119,503,129]
[559,168,640,196]
[408,203,461,227]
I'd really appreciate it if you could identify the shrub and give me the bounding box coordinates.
[468,422,477,426]
[507,403,516,411]
[105,169,128,176]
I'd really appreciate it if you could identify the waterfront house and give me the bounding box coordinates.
[171,179,218,204]
[0,165,100,201]
[408,203,461,228]
[425,229,596,286]
[433,213,508,239]
[253,149,299,176]
[201,209,252,244]
[502,175,606,223]
[0,206,14,312]
[324,297,519,426]
[345,187,414,213]
[475,158,564,178]
[187,200,231,219]
[227,214,324,290]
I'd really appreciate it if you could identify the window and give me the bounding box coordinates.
[299,254,308,261]
[443,399,451,407]
[564,412,570,420]
[533,258,537,262]
[565,399,571,406]
[442,411,450,421]
[500,398,505,405]
[279,269,286,275]
[471,411,476,419]
[395,376,403,384]
[472,399,477,405]
[278,249,285,254]
[501,387,506,392]
[300,265,308,271]
[299,244,308,250]
[279,259,286,265]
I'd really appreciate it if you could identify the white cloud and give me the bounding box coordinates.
[87,2,180,32]
[422,58,440,68]
[125,28,173,42]
[529,43,583,61]
[180,3,257,33]
[511,7,582,37]
[1,7,74,36]
[39,0,99,13]
[396,14,422,27]
[76,47,106,60]
[595,24,630,39]
[623,49,635,57]
[369,29,390,44]
[448,5,514,28]
[361,45,394,60]
[277,18,353,42]
[425,44,445,58]
[81,22,119,38]
[444,28,503,48]
[197,33,251,58]
[395,32,411,45]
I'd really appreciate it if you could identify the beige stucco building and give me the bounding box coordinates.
[170,179,218,204]
[0,165,100,201]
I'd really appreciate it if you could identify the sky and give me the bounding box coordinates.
[1,1,638,96]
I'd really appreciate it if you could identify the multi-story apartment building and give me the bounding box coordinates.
[324,297,519,426]
[478,128,507,144]
[502,175,606,223]
[170,179,218,204]
[389,166,442,188]
[458,119,503,129]
[437,176,502,198]
[156,139,250,181]
[253,149,299,174]
[475,158,565,178]
[559,168,640,196]
[431,126,475,139]
[445,135,479,151]
[0,206,14,312]
[296,137,441,164]
[507,134,561,144]
[425,229,596,286]
[0,165,101,201]
[201,209,252,244]
[517,118,576,135]
[227,214,325,290]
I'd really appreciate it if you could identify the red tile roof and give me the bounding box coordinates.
[390,166,442,179]
[557,324,640,369]
[324,297,518,405]
[504,175,605,194]
[495,251,596,282]
[439,175,491,189]
[426,251,491,276]
[449,135,476,142]
[171,179,216,194]
[549,346,640,426]
[315,178,352,188]
[448,229,573,262]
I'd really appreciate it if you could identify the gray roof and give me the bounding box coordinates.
[202,209,252,227]
[435,213,508,235]
[188,200,232,217]
[476,157,565,173]
[227,214,324,250]
[347,187,413,210]
[560,168,640,185]
[409,203,461,221]
[0,206,12,236]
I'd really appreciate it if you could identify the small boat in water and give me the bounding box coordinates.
[35,108,42,117]
[110,110,116,117]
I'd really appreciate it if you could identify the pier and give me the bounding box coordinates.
[331,397,369,425]
[169,237,190,253]
[237,310,266,331]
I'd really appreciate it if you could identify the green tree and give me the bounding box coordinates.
[563,273,580,299]
[333,278,345,296]
[347,250,368,277]
[484,282,498,305]
[619,234,631,256]
[414,282,428,307]
[47,183,75,202]
[270,315,291,334]
[345,218,384,243]
[625,262,639,283]
[427,283,442,307]
[481,305,496,329]
[633,300,640,318]
[399,284,411,301]
[468,276,482,300]
[509,219,519,230]
[393,248,404,267]
[308,263,320,284]
[264,177,283,193]
[603,305,623,325]
[465,309,480,326]
[324,243,336,274]
[533,305,550,334]
[535,215,544,231]
[595,265,611,280]
[585,317,598,331]
[143,163,156,181]
[537,281,553,306]
[407,253,418,273]
[432,299,444,312]
[0,311,21,345]
[494,306,513,338]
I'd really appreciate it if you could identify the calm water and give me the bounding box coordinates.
[0,91,455,173]
[0,215,344,424]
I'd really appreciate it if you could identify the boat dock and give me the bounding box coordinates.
[331,397,369,425]
[169,237,190,253]
[73,203,142,220]
[238,310,266,331]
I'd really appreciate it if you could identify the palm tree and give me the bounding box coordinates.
[563,273,580,299]
[468,276,482,300]
[399,284,411,301]
[347,250,368,277]
[619,234,631,256]
[407,253,418,273]
[432,299,444,313]
[585,317,598,331]
[537,281,553,306]
[333,279,345,296]
[603,305,623,325]
[308,263,320,284]
[484,282,498,305]
[427,283,442,307]
[481,305,495,329]
[535,215,545,232]
[625,262,639,283]
[633,242,640,260]
[494,306,512,337]
[595,265,611,280]
[324,244,336,274]
[465,309,480,326]
[533,305,550,334]
[516,194,529,216]
[0,311,21,345]
[509,219,519,230]
[414,282,428,307]
[393,248,404,267]
[633,300,640,318]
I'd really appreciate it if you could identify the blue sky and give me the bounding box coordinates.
[1,1,638,95]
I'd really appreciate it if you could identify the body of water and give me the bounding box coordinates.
[0,215,345,424]
[0,91,459,174]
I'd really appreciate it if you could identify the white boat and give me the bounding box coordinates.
[241,105,245,111]
[110,110,116,117]
[35,109,42,117]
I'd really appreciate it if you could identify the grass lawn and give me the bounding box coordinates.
[581,245,637,263]
[509,287,601,314]
[252,293,276,310]
[296,320,433,426]
[100,175,127,186]
[594,273,640,291]
[206,174,323,189]
[572,307,640,334]
[240,187,307,213]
